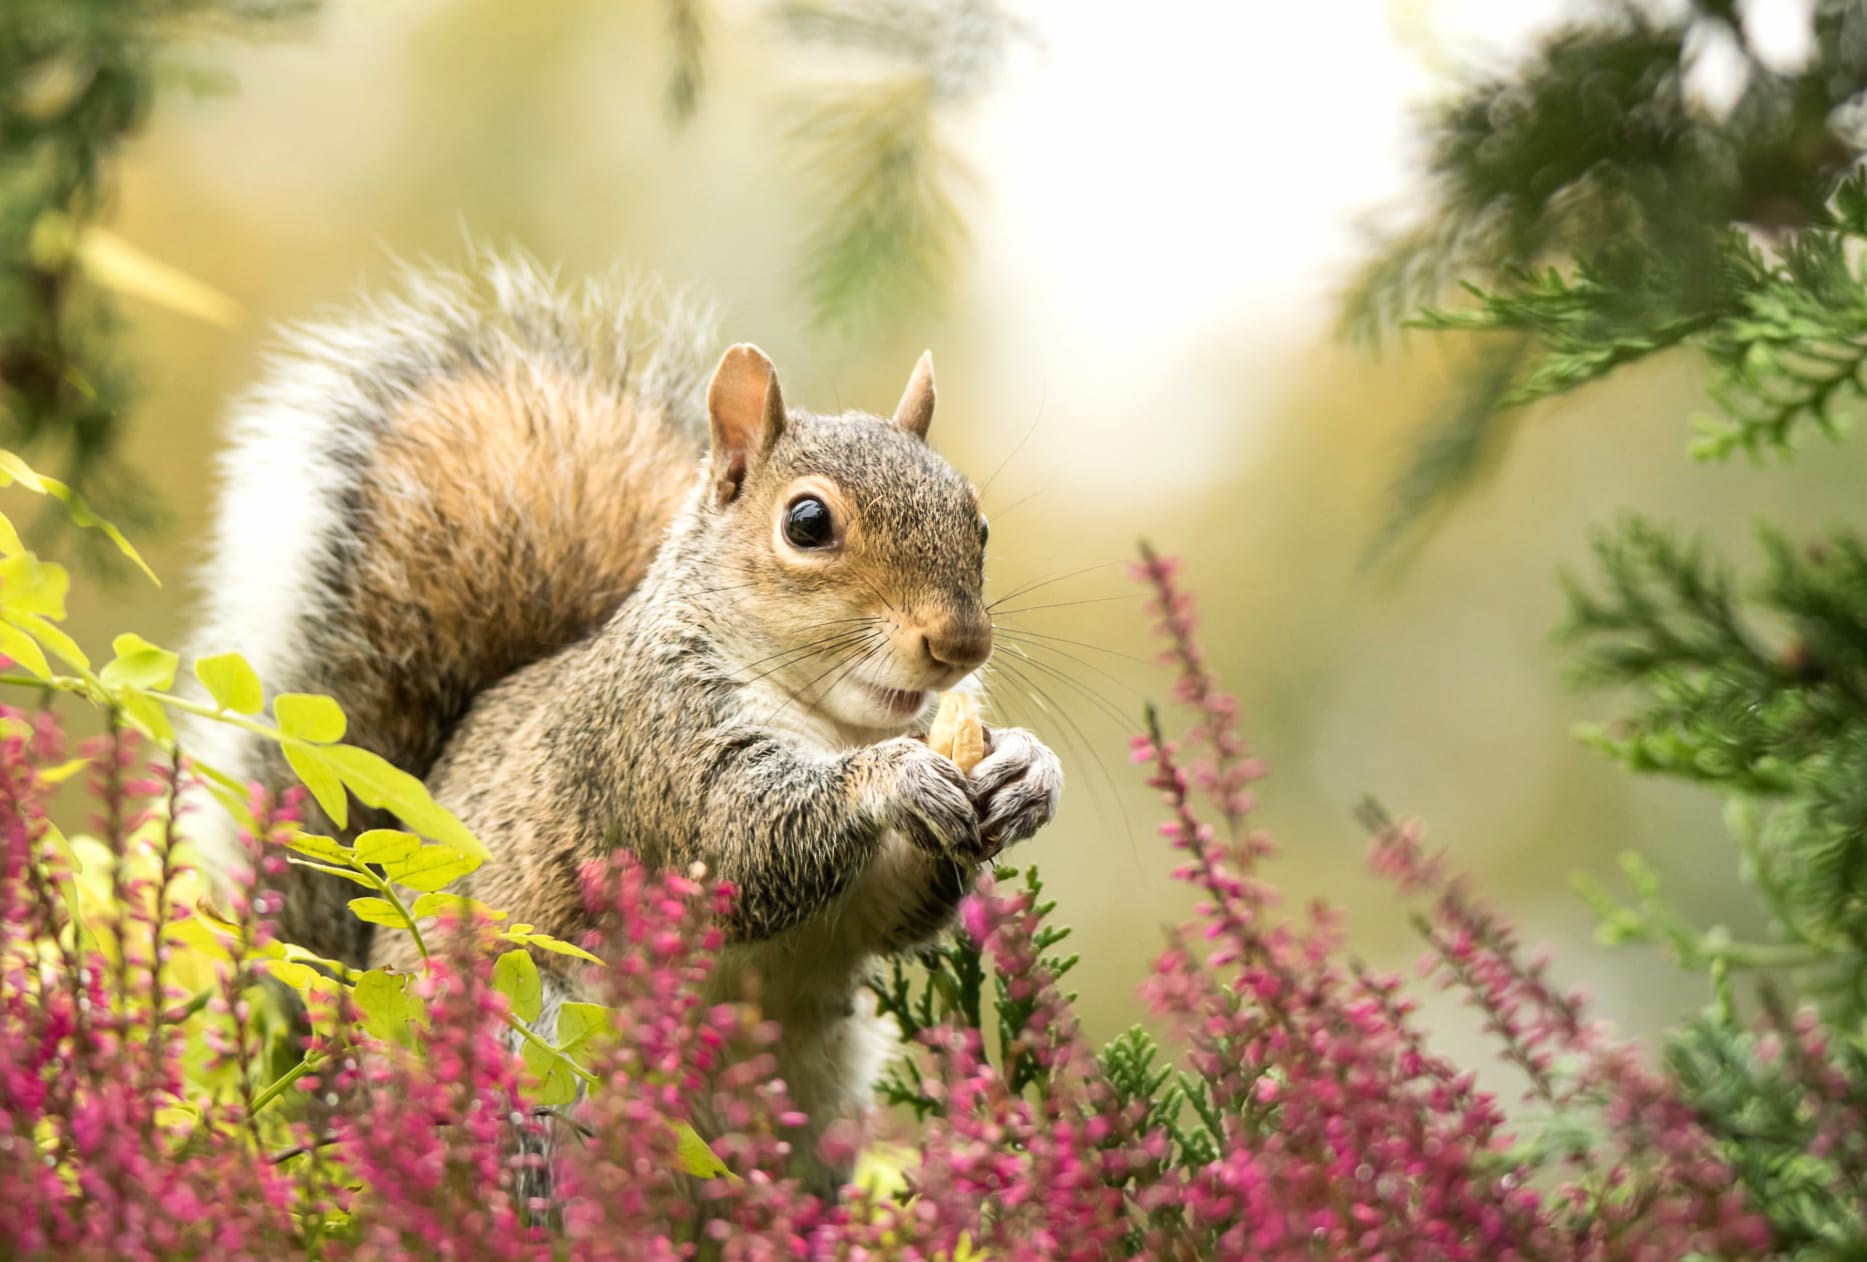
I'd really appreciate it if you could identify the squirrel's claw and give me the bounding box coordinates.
[874,736,988,863]
[968,726,1063,856]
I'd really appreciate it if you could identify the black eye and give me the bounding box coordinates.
[784,496,835,549]
[980,516,990,549]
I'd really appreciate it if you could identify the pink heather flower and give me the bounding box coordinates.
[0,556,1790,1261]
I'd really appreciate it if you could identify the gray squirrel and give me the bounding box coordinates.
[185,256,1063,1193]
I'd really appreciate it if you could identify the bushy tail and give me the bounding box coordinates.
[186,255,714,964]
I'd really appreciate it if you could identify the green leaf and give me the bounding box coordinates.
[283,743,348,826]
[381,843,481,893]
[523,1036,581,1107]
[283,832,353,865]
[0,554,68,619]
[195,651,263,714]
[555,1001,609,1055]
[672,1120,730,1180]
[352,969,426,1047]
[0,621,50,679]
[264,958,342,1003]
[318,743,485,860]
[118,692,174,745]
[409,891,504,922]
[492,949,542,1022]
[346,896,413,929]
[0,510,21,557]
[502,923,601,964]
[12,613,87,671]
[286,857,375,889]
[275,693,346,743]
[100,633,179,691]
[0,448,159,585]
[353,829,420,866]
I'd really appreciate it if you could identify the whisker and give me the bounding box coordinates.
[987,560,1130,611]
[981,655,1139,860]
[994,635,1147,716]
[989,594,1141,618]
[982,486,1046,523]
[762,635,888,727]
[735,622,882,674]
[979,397,1045,500]
[738,631,878,688]
[993,625,1151,668]
[994,642,1138,730]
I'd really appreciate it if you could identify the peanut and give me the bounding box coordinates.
[925,689,986,774]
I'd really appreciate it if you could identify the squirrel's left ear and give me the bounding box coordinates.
[708,343,786,506]
[892,351,936,440]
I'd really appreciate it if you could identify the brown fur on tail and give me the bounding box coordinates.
[188,258,712,964]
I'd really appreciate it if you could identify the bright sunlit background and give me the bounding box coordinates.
[78,0,1856,1081]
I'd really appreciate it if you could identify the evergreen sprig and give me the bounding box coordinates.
[1350,0,1867,545]
[0,0,312,558]
[775,0,1019,330]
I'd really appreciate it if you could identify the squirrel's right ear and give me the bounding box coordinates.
[707,343,786,506]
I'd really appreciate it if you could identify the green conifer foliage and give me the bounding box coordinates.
[1358,3,1867,1250]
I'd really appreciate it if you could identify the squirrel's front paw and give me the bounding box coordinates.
[870,737,986,863]
[970,727,1063,856]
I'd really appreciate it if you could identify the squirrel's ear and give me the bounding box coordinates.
[707,343,786,506]
[892,351,936,440]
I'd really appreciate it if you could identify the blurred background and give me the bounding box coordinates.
[26,0,1859,1074]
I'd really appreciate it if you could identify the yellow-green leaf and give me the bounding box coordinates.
[70,223,245,329]
[555,1001,609,1055]
[283,833,352,865]
[672,1121,731,1180]
[283,743,348,826]
[12,612,87,671]
[381,842,480,893]
[286,857,374,888]
[0,510,20,557]
[0,621,50,679]
[275,693,346,743]
[263,958,342,1003]
[353,829,420,866]
[195,651,263,714]
[0,554,68,619]
[492,949,542,1022]
[119,692,175,745]
[36,756,90,785]
[0,448,158,584]
[318,744,485,860]
[409,891,503,922]
[353,969,426,1047]
[502,927,601,964]
[166,913,235,963]
[100,633,178,691]
[346,897,413,929]
[522,1037,581,1107]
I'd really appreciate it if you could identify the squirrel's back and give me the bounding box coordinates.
[187,257,714,962]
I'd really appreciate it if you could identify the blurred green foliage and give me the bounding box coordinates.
[1350,0,1867,552]
[1,0,313,550]
[1364,1,1867,1251]
[776,0,1021,330]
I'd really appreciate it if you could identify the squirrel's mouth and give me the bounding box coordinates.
[867,685,931,719]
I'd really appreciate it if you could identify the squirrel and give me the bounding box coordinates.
[184,256,1063,1193]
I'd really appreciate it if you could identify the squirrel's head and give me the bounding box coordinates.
[697,343,991,734]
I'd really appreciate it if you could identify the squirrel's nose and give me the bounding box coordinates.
[921,619,993,675]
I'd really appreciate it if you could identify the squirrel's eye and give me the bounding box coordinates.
[980,516,990,549]
[784,496,835,549]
